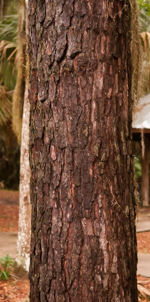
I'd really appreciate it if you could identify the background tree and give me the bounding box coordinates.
[13,0,31,273]
[29,0,138,301]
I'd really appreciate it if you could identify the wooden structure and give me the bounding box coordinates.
[132,93,150,206]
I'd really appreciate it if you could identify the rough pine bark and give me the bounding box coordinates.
[29,0,138,301]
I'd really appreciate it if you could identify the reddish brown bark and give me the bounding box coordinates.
[28,0,138,301]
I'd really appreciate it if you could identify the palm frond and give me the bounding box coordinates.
[0,40,17,61]
[0,14,18,125]
[7,47,17,61]
[0,85,11,125]
[139,8,150,32]
[137,0,150,33]
[0,14,18,93]
[0,14,18,44]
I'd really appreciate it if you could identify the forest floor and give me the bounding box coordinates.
[0,190,150,301]
[0,190,29,302]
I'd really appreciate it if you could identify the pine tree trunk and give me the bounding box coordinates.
[29,0,138,301]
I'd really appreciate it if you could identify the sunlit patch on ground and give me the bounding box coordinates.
[137,232,150,254]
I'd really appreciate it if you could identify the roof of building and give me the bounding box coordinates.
[132,93,150,130]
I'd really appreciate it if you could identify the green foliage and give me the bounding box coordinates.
[0,11,20,189]
[137,0,150,14]
[0,254,14,280]
[0,14,18,90]
[0,14,18,125]
[3,0,18,16]
[0,14,18,43]
[137,0,150,32]
[134,156,142,180]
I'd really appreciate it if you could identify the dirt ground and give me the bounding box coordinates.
[0,190,150,301]
[0,276,29,302]
[0,190,29,302]
[0,190,19,206]
[0,204,18,232]
[0,190,19,232]
[137,232,150,254]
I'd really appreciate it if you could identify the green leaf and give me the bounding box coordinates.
[0,270,10,280]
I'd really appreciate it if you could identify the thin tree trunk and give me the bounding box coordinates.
[29,0,138,301]
[141,135,149,206]
[16,0,31,272]
[16,78,31,272]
